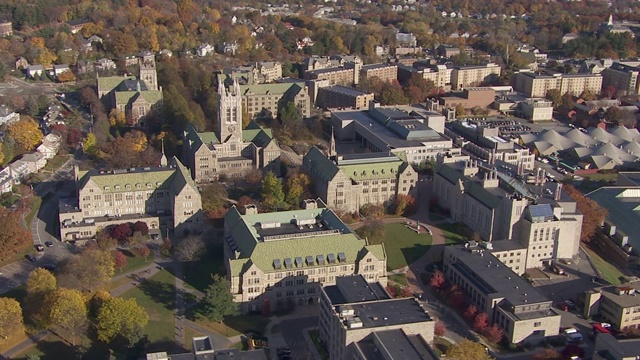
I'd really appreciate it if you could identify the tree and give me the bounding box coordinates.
[355,218,385,245]
[160,238,172,256]
[603,85,617,99]
[579,89,596,101]
[261,171,286,211]
[175,235,205,261]
[546,89,562,108]
[82,133,98,156]
[463,304,478,322]
[285,171,311,206]
[0,207,32,262]
[56,70,75,83]
[359,203,385,218]
[429,270,446,291]
[114,251,127,273]
[198,274,238,322]
[473,312,489,333]
[563,184,607,241]
[446,339,493,360]
[96,297,148,346]
[201,182,228,211]
[8,117,42,151]
[434,321,447,336]
[112,223,133,241]
[139,245,151,261]
[455,104,466,117]
[604,106,622,122]
[108,109,127,128]
[561,93,574,109]
[43,288,87,346]
[0,298,25,343]
[96,233,117,251]
[393,194,416,216]
[25,268,57,325]
[483,324,504,344]
[58,248,115,291]
[133,221,149,236]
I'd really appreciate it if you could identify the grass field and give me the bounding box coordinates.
[581,172,619,182]
[382,223,433,270]
[182,243,226,292]
[41,155,68,173]
[191,314,270,338]
[583,246,625,285]
[437,222,470,245]
[388,273,408,286]
[113,248,150,274]
[122,269,176,345]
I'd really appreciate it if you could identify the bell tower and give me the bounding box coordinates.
[217,79,243,142]
[139,53,158,91]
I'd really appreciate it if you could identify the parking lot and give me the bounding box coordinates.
[0,260,36,294]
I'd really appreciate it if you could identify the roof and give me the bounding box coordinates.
[437,164,502,209]
[97,75,131,93]
[323,275,390,305]
[224,207,385,275]
[355,330,439,360]
[319,86,372,97]
[344,298,432,329]
[239,82,305,96]
[587,186,640,251]
[595,333,640,359]
[592,282,640,308]
[446,245,551,306]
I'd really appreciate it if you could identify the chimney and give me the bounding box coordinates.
[554,183,562,201]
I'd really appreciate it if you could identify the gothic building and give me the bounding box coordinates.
[96,52,163,128]
[182,80,281,183]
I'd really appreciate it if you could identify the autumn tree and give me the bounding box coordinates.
[58,248,115,291]
[0,298,25,344]
[8,117,42,151]
[108,109,127,128]
[262,171,287,211]
[473,312,489,333]
[43,288,87,346]
[175,235,205,261]
[355,218,385,245]
[446,339,494,360]
[546,89,562,108]
[197,274,238,322]
[114,251,127,273]
[25,268,57,325]
[82,133,98,157]
[563,184,607,241]
[284,170,311,206]
[429,270,446,290]
[201,182,228,211]
[463,304,478,323]
[0,207,32,262]
[484,324,504,344]
[393,194,416,216]
[455,104,466,117]
[96,297,148,346]
[139,245,150,262]
[533,349,562,360]
[112,223,133,241]
[434,321,447,337]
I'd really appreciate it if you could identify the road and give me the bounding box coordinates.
[278,317,320,360]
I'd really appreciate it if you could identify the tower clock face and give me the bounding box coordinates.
[228,125,236,133]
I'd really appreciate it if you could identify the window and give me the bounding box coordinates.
[534,322,541,327]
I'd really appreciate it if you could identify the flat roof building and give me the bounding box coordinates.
[444,244,561,344]
[593,333,640,360]
[513,71,603,98]
[316,86,374,110]
[580,281,640,331]
[319,275,434,360]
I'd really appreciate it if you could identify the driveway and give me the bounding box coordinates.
[278,317,320,360]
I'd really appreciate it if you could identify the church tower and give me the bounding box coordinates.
[139,53,158,91]
[217,79,243,142]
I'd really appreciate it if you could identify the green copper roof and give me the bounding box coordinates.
[239,82,305,96]
[139,90,162,104]
[97,75,130,93]
[339,159,405,181]
[115,90,162,107]
[224,206,385,275]
[303,147,340,182]
[184,124,220,151]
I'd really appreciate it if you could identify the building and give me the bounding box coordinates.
[513,71,603,98]
[218,41,239,55]
[359,63,398,84]
[436,45,461,58]
[450,63,501,90]
[36,132,62,160]
[331,102,455,165]
[196,43,214,57]
[303,147,417,213]
[395,32,417,47]
[146,336,267,360]
[0,21,12,37]
[58,158,203,242]
[593,333,640,360]
[238,82,311,119]
[255,61,282,83]
[518,98,553,121]
[580,282,640,331]
[27,65,44,79]
[0,105,19,126]
[304,56,363,86]
[319,275,434,360]
[602,62,640,96]
[398,63,452,90]
[445,120,535,170]
[434,159,583,268]
[352,329,439,360]
[436,87,496,110]
[96,53,162,127]
[182,81,281,183]
[444,244,561,344]
[223,202,387,314]
[316,86,374,110]
[67,19,90,34]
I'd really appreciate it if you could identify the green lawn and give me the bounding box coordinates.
[382,223,433,270]
[16,333,110,360]
[183,243,226,292]
[41,155,68,173]
[122,269,176,344]
[309,329,329,360]
[584,246,625,285]
[582,172,619,182]
[191,314,270,337]
[438,222,470,245]
[113,248,150,274]
[388,273,408,286]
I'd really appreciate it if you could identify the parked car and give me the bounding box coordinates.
[45,241,53,247]
[25,254,37,262]
[34,244,44,252]
[556,302,569,311]
[563,328,583,343]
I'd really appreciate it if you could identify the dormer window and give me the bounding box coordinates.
[115,185,120,190]
[104,186,110,191]
[125,184,131,190]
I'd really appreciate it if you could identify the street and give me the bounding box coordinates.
[278,317,320,360]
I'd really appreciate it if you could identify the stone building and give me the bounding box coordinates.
[238,82,311,119]
[97,52,162,127]
[602,62,640,96]
[579,281,640,331]
[319,275,435,360]
[223,201,387,314]
[359,63,398,84]
[513,71,603,98]
[58,157,203,241]
[444,244,561,345]
[303,146,417,213]
[433,159,583,269]
[315,86,374,110]
[182,80,281,183]
[0,21,13,37]
[451,63,501,90]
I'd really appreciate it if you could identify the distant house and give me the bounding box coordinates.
[87,35,102,44]
[562,33,579,44]
[18,152,46,174]
[36,133,62,160]
[79,39,92,53]
[67,19,90,34]
[159,49,173,58]
[196,43,214,57]
[0,21,12,37]
[27,65,44,78]
[0,105,19,126]
[15,57,28,70]
[94,58,116,72]
[218,42,238,55]
[53,64,70,77]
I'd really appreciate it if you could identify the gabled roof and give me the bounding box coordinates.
[437,164,502,209]
[303,147,340,182]
[611,126,640,142]
[183,124,220,151]
[565,128,598,147]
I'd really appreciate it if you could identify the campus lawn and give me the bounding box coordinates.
[437,222,469,245]
[388,273,408,286]
[583,246,625,285]
[191,313,271,338]
[122,269,176,345]
[382,223,433,270]
[182,243,226,292]
[112,248,151,274]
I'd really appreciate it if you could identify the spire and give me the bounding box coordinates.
[160,138,167,166]
[329,127,336,157]
[136,80,141,93]
[608,14,613,26]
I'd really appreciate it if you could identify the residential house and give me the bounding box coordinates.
[27,65,44,79]
[36,133,62,160]
[15,57,28,70]
[0,105,19,126]
[196,43,214,57]
[0,21,12,37]
[94,58,116,72]
[67,19,90,34]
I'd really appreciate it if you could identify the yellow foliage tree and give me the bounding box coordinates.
[37,48,57,67]
[0,298,24,344]
[44,288,88,346]
[124,130,148,152]
[446,339,493,360]
[0,147,4,165]
[108,109,127,128]
[8,117,42,151]
[56,70,76,83]
[80,22,103,38]
[83,132,98,156]
[30,37,46,48]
